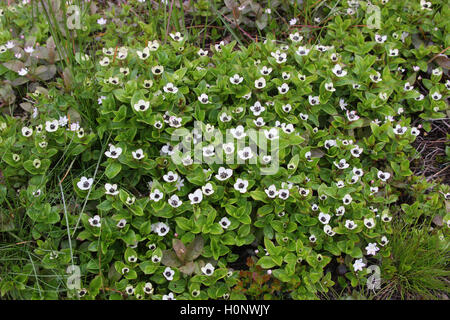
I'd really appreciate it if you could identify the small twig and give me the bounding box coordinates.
[222,14,255,42]
[427,46,450,63]
[426,165,449,181]
[59,159,76,185]
[164,0,175,45]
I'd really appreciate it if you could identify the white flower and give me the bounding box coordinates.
[203,145,215,158]
[214,41,225,52]
[133,99,150,112]
[365,243,380,256]
[229,74,243,84]
[403,82,414,91]
[350,145,363,157]
[98,96,106,105]
[264,128,279,140]
[393,124,407,135]
[163,82,178,94]
[230,125,246,140]
[5,41,14,49]
[105,145,122,159]
[343,194,353,205]
[24,46,34,53]
[162,292,176,300]
[132,149,145,160]
[18,68,28,76]
[44,120,58,132]
[299,188,310,197]
[377,171,391,181]
[202,183,214,196]
[169,32,183,42]
[117,219,127,228]
[388,48,399,56]
[222,142,235,155]
[105,183,119,195]
[282,123,295,134]
[260,66,273,75]
[234,178,249,193]
[97,17,107,25]
[219,217,231,229]
[188,189,203,204]
[336,206,345,216]
[420,0,432,10]
[324,139,337,149]
[216,167,233,181]
[345,219,357,230]
[163,171,178,183]
[410,127,420,136]
[197,48,208,56]
[375,34,387,43]
[77,177,93,190]
[315,44,329,52]
[380,236,389,246]
[198,93,209,104]
[168,116,182,128]
[346,110,360,122]
[364,218,375,229]
[250,101,265,116]
[318,212,331,224]
[369,71,382,83]
[265,185,278,198]
[255,77,266,89]
[278,83,289,94]
[324,224,335,236]
[334,159,349,169]
[201,263,215,276]
[353,167,364,177]
[253,117,265,127]
[431,92,442,100]
[308,95,320,106]
[152,65,164,75]
[237,147,253,160]
[143,282,153,295]
[289,18,298,26]
[272,51,287,63]
[144,80,153,89]
[175,176,185,191]
[126,196,135,205]
[289,32,302,42]
[150,189,164,202]
[148,40,159,51]
[381,212,392,222]
[154,222,170,236]
[353,259,366,272]
[219,112,231,122]
[325,82,335,92]
[168,194,182,208]
[282,73,291,81]
[88,215,101,227]
[163,267,175,281]
[332,64,347,77]
[296,46,310,56]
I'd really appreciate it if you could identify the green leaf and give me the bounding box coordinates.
[256,256,277,269]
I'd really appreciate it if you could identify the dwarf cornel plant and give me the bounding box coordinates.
[0,0,449,300]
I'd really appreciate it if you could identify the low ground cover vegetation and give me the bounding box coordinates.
[0,0,448,300]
